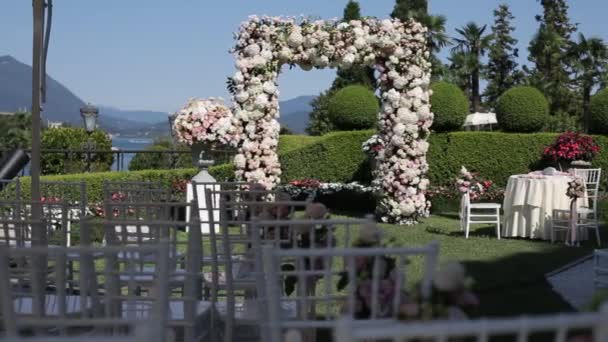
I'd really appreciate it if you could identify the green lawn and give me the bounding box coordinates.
[352,212,603,317]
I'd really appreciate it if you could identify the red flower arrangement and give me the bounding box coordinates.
[289,178,321,189]
[543,132,601,162]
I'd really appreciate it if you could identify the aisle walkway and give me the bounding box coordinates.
[546,255,595,310]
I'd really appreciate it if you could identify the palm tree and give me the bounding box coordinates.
[568,33,608,132]
[452,22,493,112]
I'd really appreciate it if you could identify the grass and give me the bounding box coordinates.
[357,212,601,317]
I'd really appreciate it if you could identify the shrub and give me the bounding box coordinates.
[280,130,373,183]
[496,86,549,132]
[430,82,469,132]
[41,127,113,174]
[129,139,190,171]
[542,111,581,132]
[590,88,608,134]
[327,85,379,130]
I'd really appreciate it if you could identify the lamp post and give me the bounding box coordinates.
[80,104,98,172]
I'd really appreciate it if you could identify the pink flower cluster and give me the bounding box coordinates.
[455,166,499,201]
[543,132,601,162]
[172,98,240,147]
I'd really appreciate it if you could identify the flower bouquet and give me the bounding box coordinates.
[543,132,601,171]
[455,166,503,202]
[565,177,586,247]
[172,98,240,147]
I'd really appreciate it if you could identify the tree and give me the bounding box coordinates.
[527,0,577,114]
[391,0,449,79]
[568,33,608,132]
[452,22,493,112]
[306,90,335,136]
[331,0,375,90]
[485,4,522,108]
[343,0,361,21]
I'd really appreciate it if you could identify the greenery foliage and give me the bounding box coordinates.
[542,111,581,133]
[496,86,549,132]
[306,90,336,136]
[327,85,379,131]
[0,112,31,150]
[430,82,469,132]
[590,88,608,134]
[485,4,522,108]
[526,0,577,115]
[41,127,113,174]
[129,138,190,171]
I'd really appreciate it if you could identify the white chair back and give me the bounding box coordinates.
[574,168,602,211]
[261,242,440,342]
[335,303,608,342]
[0,242,171,340]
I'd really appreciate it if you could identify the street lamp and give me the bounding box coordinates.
[80,104,98,172]
[168,112,178,139]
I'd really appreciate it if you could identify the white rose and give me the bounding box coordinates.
[235,91,249,103]
[244,44,261,57]
[254,94,269,109]
[232,71,244,84]
[392,123,405,135]
[234,154,246,168]
[397,108,418,125]
[399,202,415,215]
[261,49,273,60]
[288,32,304,47]
[354,37,366,49]
[262,82,277,94]
[353,27,365,37]
[342,53,356,66]
[393,77,407,89]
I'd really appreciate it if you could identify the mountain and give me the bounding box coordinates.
[99,106,168,125]
[278,95,314,134]
[0,55,314,136]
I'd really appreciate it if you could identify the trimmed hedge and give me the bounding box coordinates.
[430,82,469,132]
[590,88,608,134]
[496,86,549,132]
[327,85,379,130]
[279,130,373,183]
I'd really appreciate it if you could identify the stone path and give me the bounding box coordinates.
[546,255,596,310]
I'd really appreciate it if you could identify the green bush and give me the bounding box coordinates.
[280,130,373,183]
[542,111,581,132]
[129,139,190,171]
[496,86,549,132]
[41,127,113,174]
[590,88,608,134]
[430,82,469,132]
[327,85,379,130]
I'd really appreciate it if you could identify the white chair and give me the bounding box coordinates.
[334,303,608,342]
[0,243,171,340]
[552,168,602,246]
[260,242,440,342]
[595,249,608,289]
[460,192,501,239]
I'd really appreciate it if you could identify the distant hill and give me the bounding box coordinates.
[278,95,314,134]
[0,55,314,136]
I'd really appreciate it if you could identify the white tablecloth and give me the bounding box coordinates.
[503,175,586,240]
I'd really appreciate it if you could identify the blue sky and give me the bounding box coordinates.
[1,1,607,113]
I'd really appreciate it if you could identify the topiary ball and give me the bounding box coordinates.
[496,86,549,132]
[590,88,608,134]
[430,82,469,132]
[327,85,379,130]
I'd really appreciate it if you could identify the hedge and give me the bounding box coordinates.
[279,130,373,183]
[430,81,469,132]
[327,85,379,130]
[13,132,608,200]
[496,86,549,132]
[590,88,608,134]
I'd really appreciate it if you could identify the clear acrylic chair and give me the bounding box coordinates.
[0,242,171,340]
[260,242,440,342]
[552,168,602,246]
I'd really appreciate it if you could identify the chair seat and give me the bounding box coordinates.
[470,202,501,209]
[13,295,92,315]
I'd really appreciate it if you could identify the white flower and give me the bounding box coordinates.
[288,31,304,47]
[262,82,277,94]
[254,94,269,109]
[234,154,246,168]
[244,44,261,57]
[393,77,407,89]
[232,71,244,84]
[235,91,249,103]
[342,53,356,66]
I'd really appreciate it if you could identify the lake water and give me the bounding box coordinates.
[111,136,154,170]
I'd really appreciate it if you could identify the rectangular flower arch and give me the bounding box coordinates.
[228,16,433,224]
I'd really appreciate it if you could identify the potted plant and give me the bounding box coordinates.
[542,132,601,171]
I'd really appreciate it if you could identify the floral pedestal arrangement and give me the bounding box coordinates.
[543,132,600,172]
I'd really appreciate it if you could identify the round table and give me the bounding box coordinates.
[503,174,586,240]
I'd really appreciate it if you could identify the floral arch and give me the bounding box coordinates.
[228,16,432,224]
